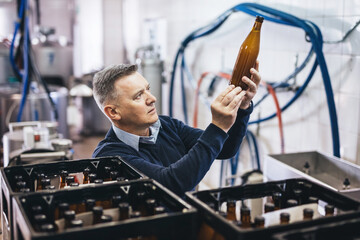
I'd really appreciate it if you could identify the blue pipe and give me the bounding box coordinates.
[9,0,26,78]
[247,130,261,171]
[17,0,29,122]
[169,2,340,157]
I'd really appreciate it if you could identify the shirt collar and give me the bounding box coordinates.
[112,119,161,151]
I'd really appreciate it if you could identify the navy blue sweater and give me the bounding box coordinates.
[93,105,252,196]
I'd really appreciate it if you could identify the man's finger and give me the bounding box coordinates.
[229,90,246,110]
[215,84,236,102]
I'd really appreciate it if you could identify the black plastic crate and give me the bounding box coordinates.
[272,218,360,240]
[12,179,197,240]
[0,156,145,240]
[185,178,360,240]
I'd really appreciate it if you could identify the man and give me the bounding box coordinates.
[92,63,261,196]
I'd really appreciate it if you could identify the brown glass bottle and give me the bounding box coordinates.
[16,181,27,192]
[240,206,251,228]
[55,202,69,220]
[145,199,157,216]
[134,191,147,216]
[254,215,265,228]
[36,173,45,191]
[280,212,290,224]
[229,16,264,90]
[118,202,130,220]
[34,214,47,231]
[64,210,76,229]
[60,170,68,188]
[264,202,275,213]
[66,176,75,187]
[226,200,237,221]
[103,166,112,181]
[110,171,119,181]
[112,195,123,208]
[272,192,282,210]
[89,173,97,183]
[325,204,335,216]
[92,206,103,224]
[85,199,96,212]
[83,168,90,184]
[293,189,303,205]
[303,208,314,220]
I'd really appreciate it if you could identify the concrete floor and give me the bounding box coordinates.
[72,135,104,160]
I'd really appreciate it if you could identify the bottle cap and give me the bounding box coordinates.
[59,202,70,211]
[45,185,55,190]
[118,202,130,210]
[34,214,47,223]
[286,199,298,207]
[19,187,31,193]
[94,179,104,184]
[70,219,83,228]
[256,16,264,23]
[40,223,56,232]
[154,206,165,214]
[64,210,76,220]
[130,211,141,218]
[100,215,113,223]
[92,206,103,215]
[32,205,43,214]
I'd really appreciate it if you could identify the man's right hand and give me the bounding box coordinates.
[210,85,246,133]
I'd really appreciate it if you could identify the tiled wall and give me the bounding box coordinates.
[124,0,360,188]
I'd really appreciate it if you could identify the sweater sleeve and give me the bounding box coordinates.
[94,124,228,196]
[217,102,253,159]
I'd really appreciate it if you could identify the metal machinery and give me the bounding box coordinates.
[69,74,111,136]
[0,84,69,140]
[32,27,73,88]
[2,121,73,167]
[135,45,165,114]
[264,151,360,201]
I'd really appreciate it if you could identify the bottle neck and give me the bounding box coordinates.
[252,21,262,32]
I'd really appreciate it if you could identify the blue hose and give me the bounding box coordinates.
[9,0,26,79]
[169,2,340,157]
[16,0,29,122]
[247,130,261,170]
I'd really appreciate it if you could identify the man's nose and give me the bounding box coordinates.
[146,91,157,104]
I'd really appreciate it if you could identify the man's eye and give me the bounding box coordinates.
[135,94,142,100]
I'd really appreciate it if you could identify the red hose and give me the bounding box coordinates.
[266,83,285,153]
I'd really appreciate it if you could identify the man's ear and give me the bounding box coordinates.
[104,105,121,121]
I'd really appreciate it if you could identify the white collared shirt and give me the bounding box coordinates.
[112,120,161,151]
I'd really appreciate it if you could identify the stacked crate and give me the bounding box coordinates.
[12,179,197,240]
[186,178,360,240]
[0,156,145,239]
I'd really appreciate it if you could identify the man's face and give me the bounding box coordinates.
[111,72,158,134]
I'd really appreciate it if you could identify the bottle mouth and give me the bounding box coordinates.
[256,16,264,23]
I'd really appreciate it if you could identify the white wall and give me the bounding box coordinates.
[122,0,360,189]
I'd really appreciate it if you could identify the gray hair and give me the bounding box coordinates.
[93,64,138,110]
